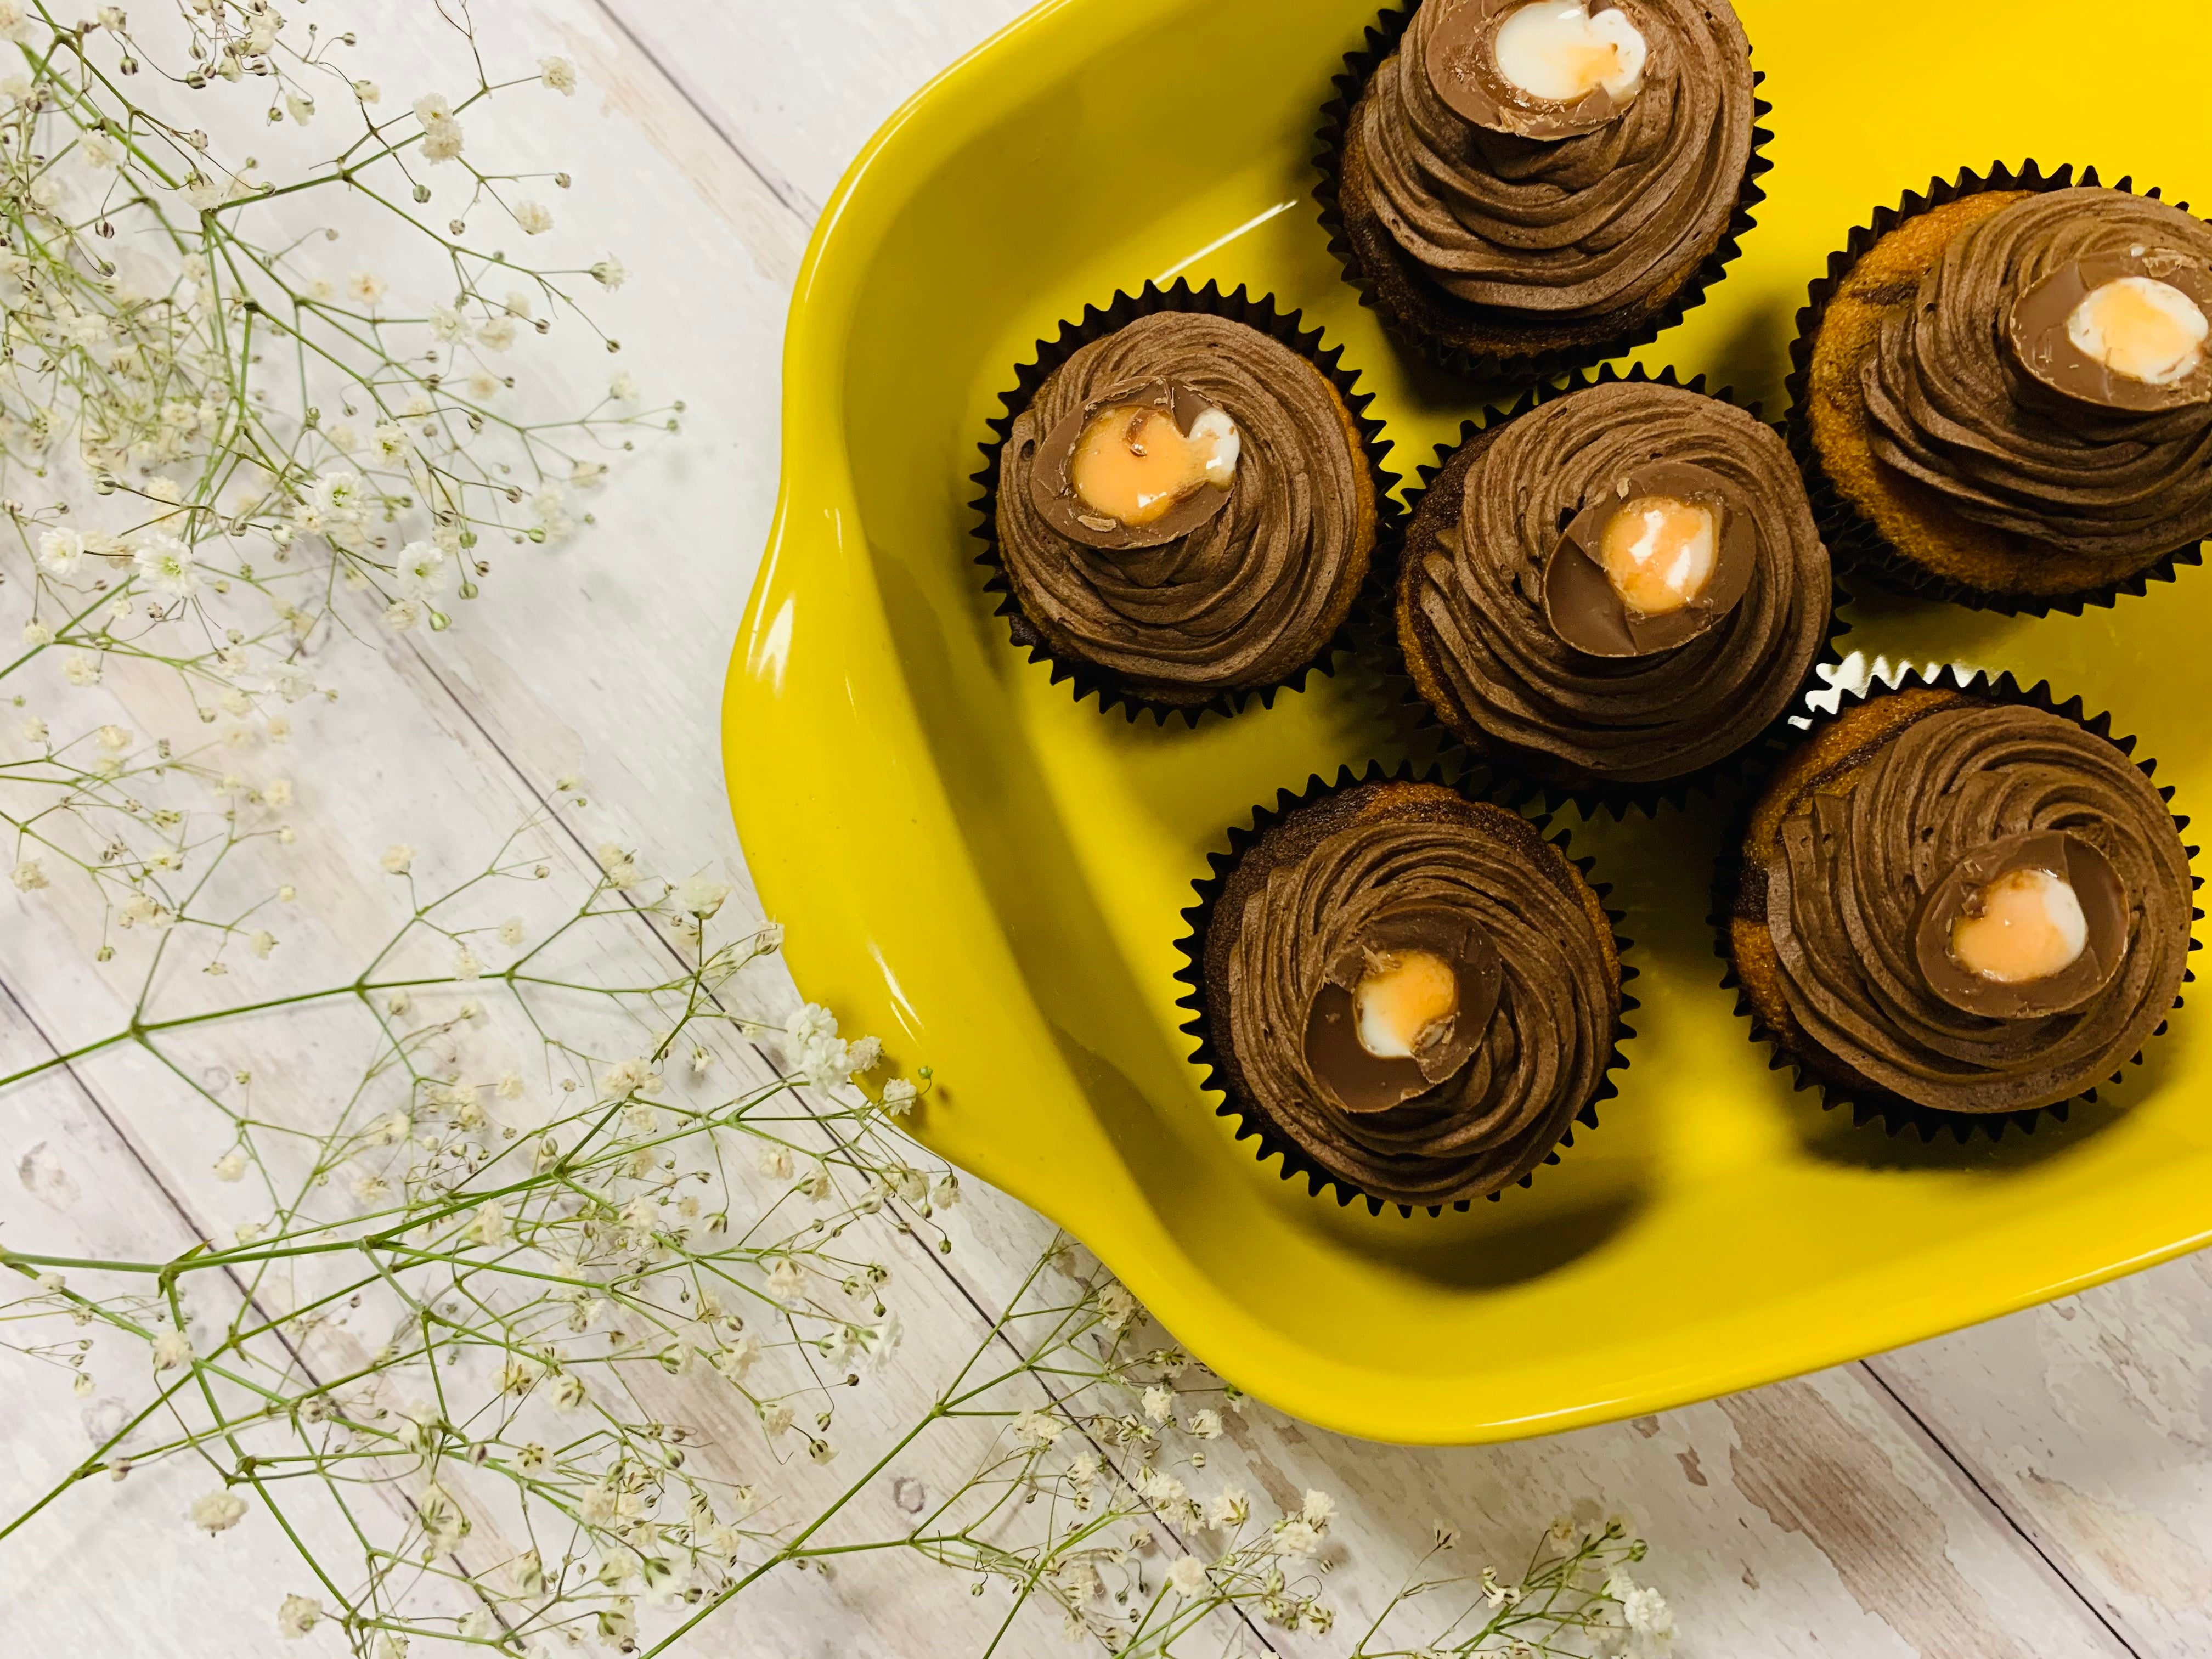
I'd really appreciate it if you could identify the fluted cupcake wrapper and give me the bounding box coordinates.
[1383,362,1851,822]
[1784,160,2206,619]
[1171,759,1639,1216]
[969,279,1402,727]
[1711,664,2203,1143]
[1313,1,1771,387]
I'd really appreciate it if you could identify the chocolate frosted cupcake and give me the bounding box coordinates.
[1725,680,2196,1130]
[980,295,1385,719]
[1181,775,1627,1210]
[1397,375,1833,803]
[1795,172,2212,612]
[1323,0,1764,377]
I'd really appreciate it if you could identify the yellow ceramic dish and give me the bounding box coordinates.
[725,0,2212,1443]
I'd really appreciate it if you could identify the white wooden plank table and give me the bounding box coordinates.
[3,2,2208,1654]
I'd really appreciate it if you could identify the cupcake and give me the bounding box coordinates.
[980,289,1386,719]
[1323,0,1764,377]
[1181,774,1627,1210]
[1397,374,1833,803]
[1794,171,2212,612]
[1725,679,2195,1126]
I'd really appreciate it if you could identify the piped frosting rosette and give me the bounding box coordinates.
[1361,0,1752,314]
[1319,0,1767,376]
[977,283,1394,722]
[1397,374,1833,803]
[1180,771,1631,1211]
[1865,188,2212,568]
[1722,672,2198,1136]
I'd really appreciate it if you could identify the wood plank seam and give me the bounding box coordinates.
[1855,1356,2145,1658]
[590,0,824,222]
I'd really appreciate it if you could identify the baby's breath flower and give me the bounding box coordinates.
[540,56,578,95]
[131,532,198,596]
[1167,1555,1209,1599]
[10,859,48,892]
[151,1330,193,1371]
[672,874,729,917]
[413,93,464,163]
[592,257,629,292]
[275,1594,319,1639]
[380,844,415,876]
[1098,1283,1139,1330]
[1622,1583,1674,1636]
[465,1199,507,1248]
[36,527,83,572]
[514,201,554,236]
[189,1489,249,1533]
[212,1149,248,1181]
[881,1077,919,1115]
[1011,1408,1063,1448]
[764,1257,805,1305]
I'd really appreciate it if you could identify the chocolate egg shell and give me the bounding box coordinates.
[1911,830,2129,1019]
[1300,907,1503,1114]
[1025,377,1235,551]
[1542,460,1757,658]
[1423,0,1640,140]
[2006,251,2212,414]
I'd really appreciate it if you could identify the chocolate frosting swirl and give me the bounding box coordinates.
[1352,0,1756,318]
[1404,382,1829,782]
[1764,699,2192,1114]
[1221,783,1618,1205]
[996,312,1371,700]
[1864,188,2212,561]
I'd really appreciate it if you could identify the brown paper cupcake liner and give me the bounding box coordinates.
[1171,759,1638,1216]
[1712,665,2202,1143]
[1313,1,1771,385]
[1385,362,1850,821]
[1784,161,2206,619]
[970,279,1402,726]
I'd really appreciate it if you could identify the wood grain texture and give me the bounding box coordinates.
[1,0,2203,1653]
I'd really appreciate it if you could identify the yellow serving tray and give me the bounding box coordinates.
[725,0,2212,1443]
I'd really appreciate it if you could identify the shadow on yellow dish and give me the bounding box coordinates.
[725,0,2212,1443]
